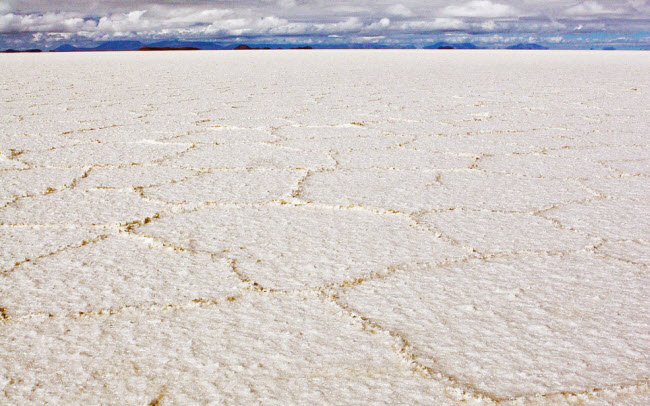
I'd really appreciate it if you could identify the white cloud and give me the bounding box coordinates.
[367,18,391,31]
[328,5,369,14]
[442,1,517,18]
[0,13,18,32]
[277,0,297,8]
[565,1,624,16]
[481,20,497,31]
[0,12,97,33]
[319,17,363,33]
[361,35,385,39]
[401,18,468,32]
[97,11,149,33]
[202,15,364,37]
[1,1,648,49]
[386,4,413,17]
[156,8,233,25]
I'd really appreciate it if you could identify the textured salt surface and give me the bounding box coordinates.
[0,50,648,405]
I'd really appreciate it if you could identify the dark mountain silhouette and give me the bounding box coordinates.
[46,40,615,52]
[53,44,80,52]
[233,44,314,50]
[603,46,616,50]
[140,46,200,51]
[424,42,480,49]
[3,49,42,53]
[53,40,144,52]
[506,43,548,50]
[52,40,316,52]
[357,44,392,49]
[147,39,223,50]
[94,41,144,51]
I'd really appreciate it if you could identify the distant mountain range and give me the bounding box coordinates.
[424,42,481,49]
[50,40,484,52]
[506,43,549,50]
[4,39,642,53]
[2,49,42,53]
[53,40,233,52]
[140,46,201,51]
[49,40,545,52]
[54,40,149,52]
[51,40,319,52]
[146,40,224,50]
[233,44,313,50]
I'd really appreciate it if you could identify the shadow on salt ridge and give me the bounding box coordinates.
[0,227,100,271]
[0,133,79,154]
[597,241,650,267]
[172,127,276,144]
[301,170,592,212]
[78,166,196,190]
[336,149,476,170]
[18,142,190,167]
[0,168,84,200]
[1,234,243,317]
[136,205,467,290]
[0,155,29,170]
[603,160,650,176]
[273,125,379,140]
[0,189,165,226]
[339,252,648,399]
[416,210,595,255]
[59,124,194,143]
[167,143,333,170]
[547,145,650,162]
[143,169,304,204]
[477,154,614,179]
[543,199,650,240]
[0,294,456,405]
[582,176,650,201]
[409,134,538,155]
[278,135,407,152]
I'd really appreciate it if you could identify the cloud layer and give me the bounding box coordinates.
[1,1,649,49]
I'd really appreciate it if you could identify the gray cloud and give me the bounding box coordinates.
[441,1,518,18]
[1,1,648,49]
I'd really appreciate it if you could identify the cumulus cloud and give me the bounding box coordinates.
[565,1,625,16]
[401,18,468,32]
[386,4,413,17]
[0,1,648,49]
[442,1,517,18]
[277,0,297,8]
[480,20,497,31]
[0,12,97,33]
[149,7,233,25]
[366,18,391,32]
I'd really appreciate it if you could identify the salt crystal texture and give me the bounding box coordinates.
[0,50,648,404]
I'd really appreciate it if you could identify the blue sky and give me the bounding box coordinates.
[1,1,649,49]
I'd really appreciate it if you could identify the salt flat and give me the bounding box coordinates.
[0,50,648,405]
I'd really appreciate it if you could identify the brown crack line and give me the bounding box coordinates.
[0,234,110,277]
[1,166,94,210]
